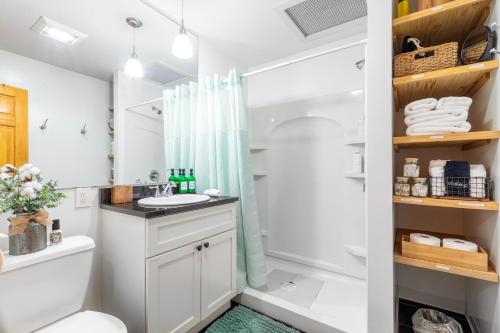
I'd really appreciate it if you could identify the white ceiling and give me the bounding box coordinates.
[0,0,198,82]
[144,0,367,69]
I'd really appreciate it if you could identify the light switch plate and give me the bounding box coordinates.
[75,187,93,208]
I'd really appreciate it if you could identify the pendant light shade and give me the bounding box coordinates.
[172,0,193,59]
[124,54,144,78]
[124,17,144,78]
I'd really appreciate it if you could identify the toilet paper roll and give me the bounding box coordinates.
[442,238,478,252]
[410,233,441,247]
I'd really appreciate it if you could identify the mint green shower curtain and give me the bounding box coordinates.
[163,69,267,290]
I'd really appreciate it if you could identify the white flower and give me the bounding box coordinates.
[19,171,32,181]
[0,173,11,180]
[21,186,36,199]
[32,181,43,191]
[18,164,33,173]
[0,164,15,173]
[30,167,40,175]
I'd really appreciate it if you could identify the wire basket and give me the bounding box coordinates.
[430,177,493,200]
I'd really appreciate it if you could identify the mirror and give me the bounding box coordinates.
[0,0,198,188]
[461,26,495,65]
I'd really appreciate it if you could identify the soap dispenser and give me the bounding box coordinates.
[168,169,178,194]
[49,219,63,245]
[179,169,188,194]
[188,168,196,193]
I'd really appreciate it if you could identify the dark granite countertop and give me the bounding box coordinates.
[99,186,238,218]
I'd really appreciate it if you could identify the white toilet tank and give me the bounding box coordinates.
[0,236,95,333]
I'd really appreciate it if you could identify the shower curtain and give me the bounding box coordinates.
[163,69,266,290]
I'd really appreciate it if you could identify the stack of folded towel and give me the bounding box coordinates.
[404,97,473,136]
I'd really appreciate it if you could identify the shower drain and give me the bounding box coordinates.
[280,281,297,291]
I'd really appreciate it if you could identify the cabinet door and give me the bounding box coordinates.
[0,85,28,167]
[147,242,202,333]
[200,229,237,320]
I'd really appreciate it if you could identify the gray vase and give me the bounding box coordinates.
[8,216,47,256]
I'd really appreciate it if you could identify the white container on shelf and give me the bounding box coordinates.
[352,149,363,174]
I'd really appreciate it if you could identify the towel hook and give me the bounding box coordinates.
[40,119,48,131]
[80,124,87,135]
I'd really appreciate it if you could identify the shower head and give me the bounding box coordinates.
[355,59,365,70]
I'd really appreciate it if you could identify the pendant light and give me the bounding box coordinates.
[124,17,144,78]
[172,0,193,59]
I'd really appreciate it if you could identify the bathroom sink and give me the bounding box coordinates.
[138,194,211,207]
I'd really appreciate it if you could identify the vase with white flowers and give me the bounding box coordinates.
[0,163,65,255]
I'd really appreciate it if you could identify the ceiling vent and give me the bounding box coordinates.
[143,61,187,85]
[279,0,367,39]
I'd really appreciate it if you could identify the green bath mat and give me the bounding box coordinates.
[205,305,301,333]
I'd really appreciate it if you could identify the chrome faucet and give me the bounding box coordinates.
[162,182,174,197]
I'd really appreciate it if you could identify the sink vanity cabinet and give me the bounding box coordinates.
[100,197,238,333]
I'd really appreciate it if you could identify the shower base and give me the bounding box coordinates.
[234,256,366,333]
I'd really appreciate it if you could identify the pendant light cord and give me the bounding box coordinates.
[180,0,185,32]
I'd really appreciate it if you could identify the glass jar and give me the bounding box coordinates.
[395,177,411,196]
[412,177,428,197]
[404,158,420,178]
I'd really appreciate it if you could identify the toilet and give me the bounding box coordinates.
[0,236,126,333]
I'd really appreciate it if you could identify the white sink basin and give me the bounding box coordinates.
[138,194,211,207]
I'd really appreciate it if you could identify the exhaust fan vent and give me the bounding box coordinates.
[284,0,367,37]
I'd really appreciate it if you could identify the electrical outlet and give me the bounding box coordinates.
[75,187,92,208]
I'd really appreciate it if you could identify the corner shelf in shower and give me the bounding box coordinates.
[394,229,498,283]
[344,137,365,145]
[345,172,365,179]
[249,144,268,151]
[393,195,499,211]
[345,245,367,258]
[393,60,499,111]
[253,171,268,177]
[393,131,500,151]
[392,0,492,56]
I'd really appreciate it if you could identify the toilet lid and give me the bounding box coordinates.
[36,311,127,333]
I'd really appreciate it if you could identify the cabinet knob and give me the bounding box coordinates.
[204,242,210,248]
[196,245,202,251]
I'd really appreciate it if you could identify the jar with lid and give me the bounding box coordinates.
[412,178,428,197]
[404,158,420,178]
[395,177,411,196]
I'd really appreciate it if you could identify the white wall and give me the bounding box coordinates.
[365,0,394,332]
[0,49,111,188]
[198,37,244,79]
[113,71,166,185]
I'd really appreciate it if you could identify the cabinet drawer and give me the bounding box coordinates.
[146,204,236,258]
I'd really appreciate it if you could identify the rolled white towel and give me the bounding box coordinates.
[203,189,221,197]
[470,164,487,199]
[437,97,473,109]
[429,160,448,174]
[406,121,471,136]
[404,109,468,126]
[470,164,486,178]
[442,238,478,252]
[404,98,438,116]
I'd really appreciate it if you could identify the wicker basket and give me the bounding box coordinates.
[393,42,459,77]
[462,41,488,64]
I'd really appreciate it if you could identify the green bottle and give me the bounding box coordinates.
[188,168,196,193]
[179,169,189,194]
[168,169,178,193]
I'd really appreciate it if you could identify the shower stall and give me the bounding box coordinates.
[235,38,368,333]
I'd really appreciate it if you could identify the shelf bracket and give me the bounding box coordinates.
[462,139,491,151]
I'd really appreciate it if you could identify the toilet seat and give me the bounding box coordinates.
[35,310,127,333]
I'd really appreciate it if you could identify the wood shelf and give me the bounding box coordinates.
[395,229,498,283]
[393,0,492,55]
[393,60,499,110]
[393,195,499,211]
[393,131,500,150]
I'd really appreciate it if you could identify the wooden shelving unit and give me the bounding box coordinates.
[394,229,498,282]
[393,195,499,211]
[393,0,492,55]
[393,60,499,110]
[393,131,500,150]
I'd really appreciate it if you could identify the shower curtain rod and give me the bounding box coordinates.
[125,38,367,111]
